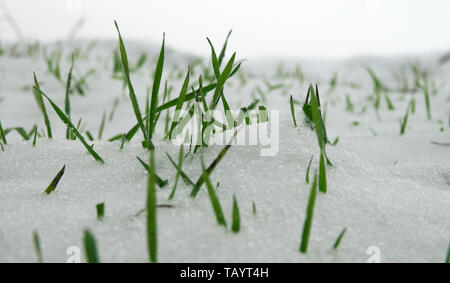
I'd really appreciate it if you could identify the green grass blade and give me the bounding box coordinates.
[400,103,410,135]
[156,83,216,112]
[252,201,257,215]
[169,68,190,138]
[218,30,232,67]
[332,227,347,250]
[83,229,100,263]
[114,21,148,142]
[0,122,6,144]
[148,33,165,141]
[210,53,236,109]
[65,55,74,139]
[44,165,66,194]
[168,146,184,200]
[33,231,44,263]
[206,37,220,80]
[166,152,194,186]
[201,157,227,227]
[33,73,52,138]
[136,156,168,188]
[290,95,297,127]
[319,152,327,193]
[300,172,318,254]
[33,86,105,163]
[96,202,105,220]
[305,155,313,184]
[190,131,237,198]
[32,126,37,146]
[147,150,158,263]
[98,111,106,140]
[231,194,240,233]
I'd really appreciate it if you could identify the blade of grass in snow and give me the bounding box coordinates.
[98,111,106,140]
[136,156,168,188]
[169,68,190,138]
[218,30,232,67]
[400,102,411,135]
[83,229,100,263]
[0,122,6,144]
[290,95,297,128]
[252,201,257,215]
[201,157,227,227]
[190,131,238,197]
[319,152,327,193]
[114,21,149,144]
[33,231,43,263]
[206,37,220,80]
[168,145,184,200]
[33,85,105,163]
[33,73,52,138]
[166,152,194,188]
[422,75,432,120]
[32,126,37,146]
[231,194,240,233]
[86,130,94,141]
[44,165,66,194]
[148,33,165,141]
[96,202,105,220]
[146,150,158,263]
[332,228,347,250]
[305,155,313,184]
[210,53,236,109]
[65,55,74,140]
[300,172,318,254]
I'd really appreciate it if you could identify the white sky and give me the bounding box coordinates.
[1,0,450,59]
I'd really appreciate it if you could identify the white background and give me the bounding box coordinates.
[1,0,450,59]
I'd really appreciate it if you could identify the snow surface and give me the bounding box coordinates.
[0,40,449,263]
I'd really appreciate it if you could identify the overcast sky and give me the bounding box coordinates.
[1,0,450,59]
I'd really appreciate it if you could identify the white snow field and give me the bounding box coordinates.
[0,38,449,263]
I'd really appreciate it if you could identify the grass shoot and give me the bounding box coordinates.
[83,229,100,263]
[44,165,66,194]
[300,172,318,254]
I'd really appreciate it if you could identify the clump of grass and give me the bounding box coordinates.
[332,228,347,250]
[146,150,158,263]
[33,231,43,263]
[96,202,105,220]
[44,165,66,194]
[201,157,227,227]
[33,84,105,163]
[231,194,240,233]
[33,74,52,138]
[83,229,100,263]
[300,172,318,254]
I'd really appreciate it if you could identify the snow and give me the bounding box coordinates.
[0,40,449,262]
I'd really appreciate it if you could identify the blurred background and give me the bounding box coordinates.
[1,0,450,59]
